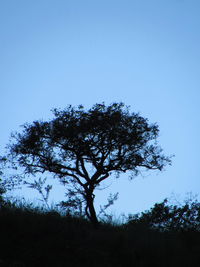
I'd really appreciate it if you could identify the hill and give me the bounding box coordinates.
[0,200,199,267]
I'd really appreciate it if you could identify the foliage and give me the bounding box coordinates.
[6,102,171,226]
[127,197,200,232]
[0,178,6,205]
[0,156,23,193]
[24,177,53,209]
[98,192,119,223]
[0,157,6,197]
[0,157,9,205]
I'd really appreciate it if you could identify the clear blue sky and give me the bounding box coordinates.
[1,0,200,216]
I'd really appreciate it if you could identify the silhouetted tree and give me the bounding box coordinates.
[7,103,171,227]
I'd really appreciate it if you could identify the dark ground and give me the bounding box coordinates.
[0,203,199,267]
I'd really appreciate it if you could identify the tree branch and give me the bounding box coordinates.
[78,156,90,181]
[96,173,109,183]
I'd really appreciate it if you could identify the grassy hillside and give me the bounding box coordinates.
[0,201,199,267]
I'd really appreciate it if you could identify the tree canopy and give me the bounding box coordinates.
[7,103,171,226]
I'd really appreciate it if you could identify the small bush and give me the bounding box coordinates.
[127,198,200,232]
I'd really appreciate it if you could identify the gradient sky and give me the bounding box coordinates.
[1,0,200,216]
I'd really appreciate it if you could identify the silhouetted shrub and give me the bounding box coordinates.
[127,198,200,232]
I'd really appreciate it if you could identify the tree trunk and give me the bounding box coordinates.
[85,193,99,228]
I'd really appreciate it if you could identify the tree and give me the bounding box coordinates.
[7,103,171,227]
